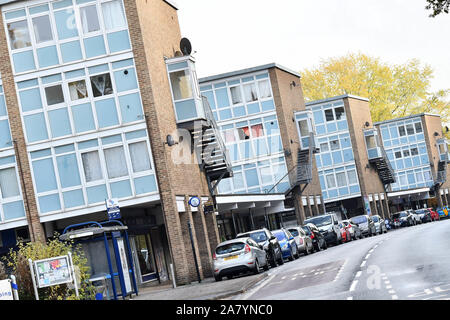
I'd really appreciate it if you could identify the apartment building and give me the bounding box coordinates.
[374,114,450,211]
[0,0,229,287]
[199,64,323,238]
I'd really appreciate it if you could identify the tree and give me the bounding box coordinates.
[300,53,450,130]
[426,0,450,17]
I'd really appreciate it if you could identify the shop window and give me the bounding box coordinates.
[32,15,53,43]
[45,85,65,105]
[80,5,100,34]
[7,20,31,49]
[81,151,103,182]
[90,73,113,97]
[68,80,88,100]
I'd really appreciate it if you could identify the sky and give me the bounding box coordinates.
[176,0,450,92]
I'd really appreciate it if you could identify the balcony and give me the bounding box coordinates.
[364,129,395,187]
[436,139,448,184]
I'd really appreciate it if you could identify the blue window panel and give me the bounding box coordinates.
[218,108,232,120]
[112,59,134,70]
[400,137,408,144]
[313,111,324,124]
[412,156,421,167]
[24,113,48,142]
[408,135,416,143]
[200,85,212,91]
[228,80,240,86]
[84,35,106,58]
[86,185,108,204]
[54,9,78,40]
[328,189,338,198]
[107,30,131,53]
[332,151,343,165]
[125,129,147,140]
[247,102,260,114]
[326,122,337,133]
[416,133,425,141]
[114,68,138,92]
[261,100,275,112]
[42,74,62,85]
[390,162,396,170]
[339,187,349,196]
[419,144,427,154]
[396,160,404,170]
[202,91,216,110]
[381,128,390,140]
[55,144,75,155]
[343,149,354,162]
[321,153,332,167]
[268,136,283,154]
[384,140,392,147]
[95,98,119,128]
[420,155,429,165]
[277,182,290,193]
[38,194,61,213]
[253,138,268,156]
[227,144,239,162]
[232,106,245,117]
[0,156,15,166]
[29,4,49,15]
[37,46,59,68]
[167,61,188,72]
[214,82,226,89]
[0,96,6,116]
[340,136,352,148]
[349,185,360,194]
[239,141,253,159]
[3,201,26,220]
[404,158,412,168]
[316,125,326,135]
[218,178,231,194]
[134,175,157,195]
[233,172,246,191]
[101,134,121,145]
[407,173,415,184]
[65,69,85,79]
[56,154,81,188]
[389,127,399,139]
[19,88,42,112]
[31,149,51,159]
[265,120,279,136]
[215,88,229,108]
[60,40,83,63]
[315,154,322,168]
[5,9,26,20]
[242,76,254,83]
[48,108,72,138]
[78,139,98,150]
[0,120,12,149]
[174,99,197,122]
[213,111,218,121]
[52,0,73,9]
[63,189,85,208]
[72,103,95,133]
[12,50,36,73]
[88,64,108,74]
[245,168,259,187]
[391,139,399,146]
[119,92,143,123]
[256,73,268,80]
[337,120,348,131]
[247,187,261,194]
[110,180,132,199]
[322,191,328,200]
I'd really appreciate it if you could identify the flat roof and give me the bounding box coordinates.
[305,94,369,106]
[374,113,441,126]
[0,0,178,9]
[198,63,301,84]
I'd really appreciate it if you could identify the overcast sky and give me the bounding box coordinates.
[177,0,450,92]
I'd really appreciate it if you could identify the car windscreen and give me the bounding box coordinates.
[301,226,311,235]
[351,216,367,224]
[304,216,332,227]
[216,242,245,255]
[372,216,379,222]
[392,212,406,218]
[288,229,299,237]
[273,231,286,241]
[415,210,427,214]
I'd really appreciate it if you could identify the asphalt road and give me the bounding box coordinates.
[232,218,450,300]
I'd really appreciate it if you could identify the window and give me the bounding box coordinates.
[230,86,242,105]
[237,127,250,140]
[243,83,258,103]
[7,20,31,49]
[90,73,113,97]
[398,126,406,136]
[326,174,336,188]
[169,70,192,101]
[104,146,128,178]
[32,15,53,43]
[129,141,151,172]
[0,167,20,199]
[330,140,340,151]
[395,151,402,159]
[347,170,358,185]
[45,85,65,105]
[365,136,377,149]
[336,172,347,187]
[298,120,309,137]
[223,129,236,143]
[81,151,103,182]
[411,148,419,156]
[406,124,415,135]
[403,150,410,157]
[80,5,100,34]
[68,80,88,100]
[320,143,329,152]
[415,122,423,133]
[258,80,271,99]
[325,109,334,122]
[251,124,264,138]
[101,0,127,30]
[335,107,345,120]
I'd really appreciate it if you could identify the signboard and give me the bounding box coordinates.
[117,238,132,294]
[364,196,372,216]
[34,256,72,288]
[188,196,200,208]
[0,280,13,300]
[203,200,214,214]
[106,198,121,220]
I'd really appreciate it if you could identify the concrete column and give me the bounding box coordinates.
[383,193,391,218]
[307,196,314,217]
[191,198,214,278]
[377,193,385,219]
[313,196,320,216]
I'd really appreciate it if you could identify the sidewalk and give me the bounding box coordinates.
[133,272,268,300]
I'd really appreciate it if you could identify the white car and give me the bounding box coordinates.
[213,237,268,281]
[408,209,422,225]
[287,226,314,255]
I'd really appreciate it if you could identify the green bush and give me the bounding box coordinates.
[2,235,95,300]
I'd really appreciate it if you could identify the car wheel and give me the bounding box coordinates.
[304,245,310,255]
[277,251,284,265]
[214,275,222,281]
[227,275,233,280]
[263,259,269,271]
[288,249,294,262]
[253,259,260,274]
[316,241,322,252]
[323,240,328,249]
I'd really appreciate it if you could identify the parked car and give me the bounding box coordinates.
[408,209,422,225]
[304,213,342,246]
[342,220,362,240]
[427,208,440,221]
[391,211,414,228]
[287,226,314,255]
[414,208,433,223]
[272,229,299,261]
[339,222,351,242]
[213,237,269,281]
[236,228,283,267]
[350,215,376,237]
[302,224,328,251]
[372,215,387,234]
[437,206,449,219]
[384,218,392,230]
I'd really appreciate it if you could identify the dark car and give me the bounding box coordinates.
[302,224,327,251]
[236,228,284,267]
[414,208,432,223]
[391,211,414,228]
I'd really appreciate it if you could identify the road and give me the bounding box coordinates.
[231,219,450,300]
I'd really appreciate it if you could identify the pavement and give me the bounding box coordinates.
[133,271,268,300]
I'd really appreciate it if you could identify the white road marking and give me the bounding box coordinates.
[386,285,392,289]
[350,280,359,292]
[360,261,367,268]
[392,295,398,300]
[388,290,396,294]
[292,277,297,281]
[365,254,371,259]
[355,271,362,279]
[347,296,353,300]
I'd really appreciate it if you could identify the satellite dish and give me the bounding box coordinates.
[180,38,192,56]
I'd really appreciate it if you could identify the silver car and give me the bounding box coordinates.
[287,226,314,255]
[371,215,387,234]
[213,237,268,281]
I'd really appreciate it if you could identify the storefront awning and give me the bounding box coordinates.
[215,193,286,216]
[387,187,430,198]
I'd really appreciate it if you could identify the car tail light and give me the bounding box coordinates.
[310,233,315,239]
[245,244,251,254]
[299,238,304,245]
[213,252,217,260]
